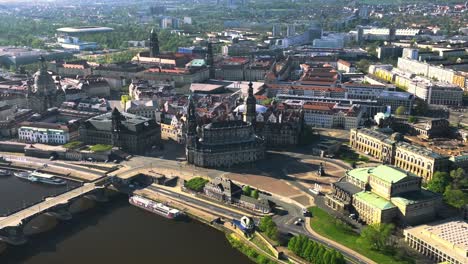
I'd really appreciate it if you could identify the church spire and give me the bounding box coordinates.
[149,28,160,57]
[206,42,215,79]
[111,107,123,149]
[243,81,256,124]
[187,95,197,136]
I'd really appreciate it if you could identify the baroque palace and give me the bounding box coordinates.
[349,128,449,182]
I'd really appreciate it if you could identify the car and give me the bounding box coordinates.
[293,220,301,226]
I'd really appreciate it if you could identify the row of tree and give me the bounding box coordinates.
[257,216,278,241]
[288,235,346,264]
[427,168,468,209]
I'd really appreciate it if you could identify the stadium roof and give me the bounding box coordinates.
[56,26,114,34]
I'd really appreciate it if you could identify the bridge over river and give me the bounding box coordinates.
[0,183,104,229]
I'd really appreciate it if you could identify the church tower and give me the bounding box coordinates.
[111,107,123,149]
[149,28,160,57]
[206,42,215,79]
[243,81,256,125]
[186,95,198,147]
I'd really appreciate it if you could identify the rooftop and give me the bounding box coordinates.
[347,167,372,183]
[370,165,418,184]
[397,141,444,159]
[405,220,468,263]
[354,191,396,210]
[56,26,114,34]
[391,189,440,206]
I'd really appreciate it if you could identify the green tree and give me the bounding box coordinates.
[316,246,326,264]
[357,223,394,251]
[242,185,251,196]
[356,59,371,73]
[266,225,278,242]
[323,250,332,264]
[407,116,417,123]
[414,99,428,115]
[427,171,450,194]
[395,106,406,115]
[251,189,259,199]
[444,186,468,209]
[450,168,468,189]
[184,177,209,192]
[311,244,320,260]
[287,236,298,252]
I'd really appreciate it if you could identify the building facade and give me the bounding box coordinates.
[404,220,467,264]
[18,122,71,144]
[349,128,449,181]
[185,95,265,168]
[79,108,161,154]
[326,165,441,225]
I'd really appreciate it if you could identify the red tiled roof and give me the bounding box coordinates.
[303,102,336,111]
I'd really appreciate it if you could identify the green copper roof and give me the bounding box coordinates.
[390,189,440,207]
[354,191,396,210]
[370,165,417,184]
[346,167,372,183]
[347,165,417,185]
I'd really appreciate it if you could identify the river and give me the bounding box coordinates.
[0,175,252,264]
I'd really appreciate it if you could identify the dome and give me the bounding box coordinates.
[233,104,267,114]
[32,68,56,95]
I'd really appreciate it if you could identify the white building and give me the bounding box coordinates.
[302,102,362,130]
[18,122,71,144]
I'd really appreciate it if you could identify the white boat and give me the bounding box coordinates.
[14,171,66,185]
[129,195,182,219]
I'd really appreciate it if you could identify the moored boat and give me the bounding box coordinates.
[129,195,182,219]
[14,171,66,185]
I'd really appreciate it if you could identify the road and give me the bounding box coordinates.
[269,196,367,264]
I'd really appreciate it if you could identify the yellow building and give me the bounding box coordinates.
[453,73,467,90]
[404,220,468,264]
[346,165,441,225]
[394,141,449,182]
[350,128,449,182]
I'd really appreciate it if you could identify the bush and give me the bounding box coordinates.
[243,185,252,195]
[184,177,209,192]
[251,189,259,199]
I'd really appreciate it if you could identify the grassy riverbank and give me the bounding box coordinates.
[226,233,279,264]
[309,207,412,264]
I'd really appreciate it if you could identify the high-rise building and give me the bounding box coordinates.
[272,24,282,37]
[286,24,296,37]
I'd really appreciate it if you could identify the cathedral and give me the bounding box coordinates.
[28,57,65,114]
[185,87,265,168]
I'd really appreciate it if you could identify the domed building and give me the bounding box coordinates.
[28,57,65,114]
